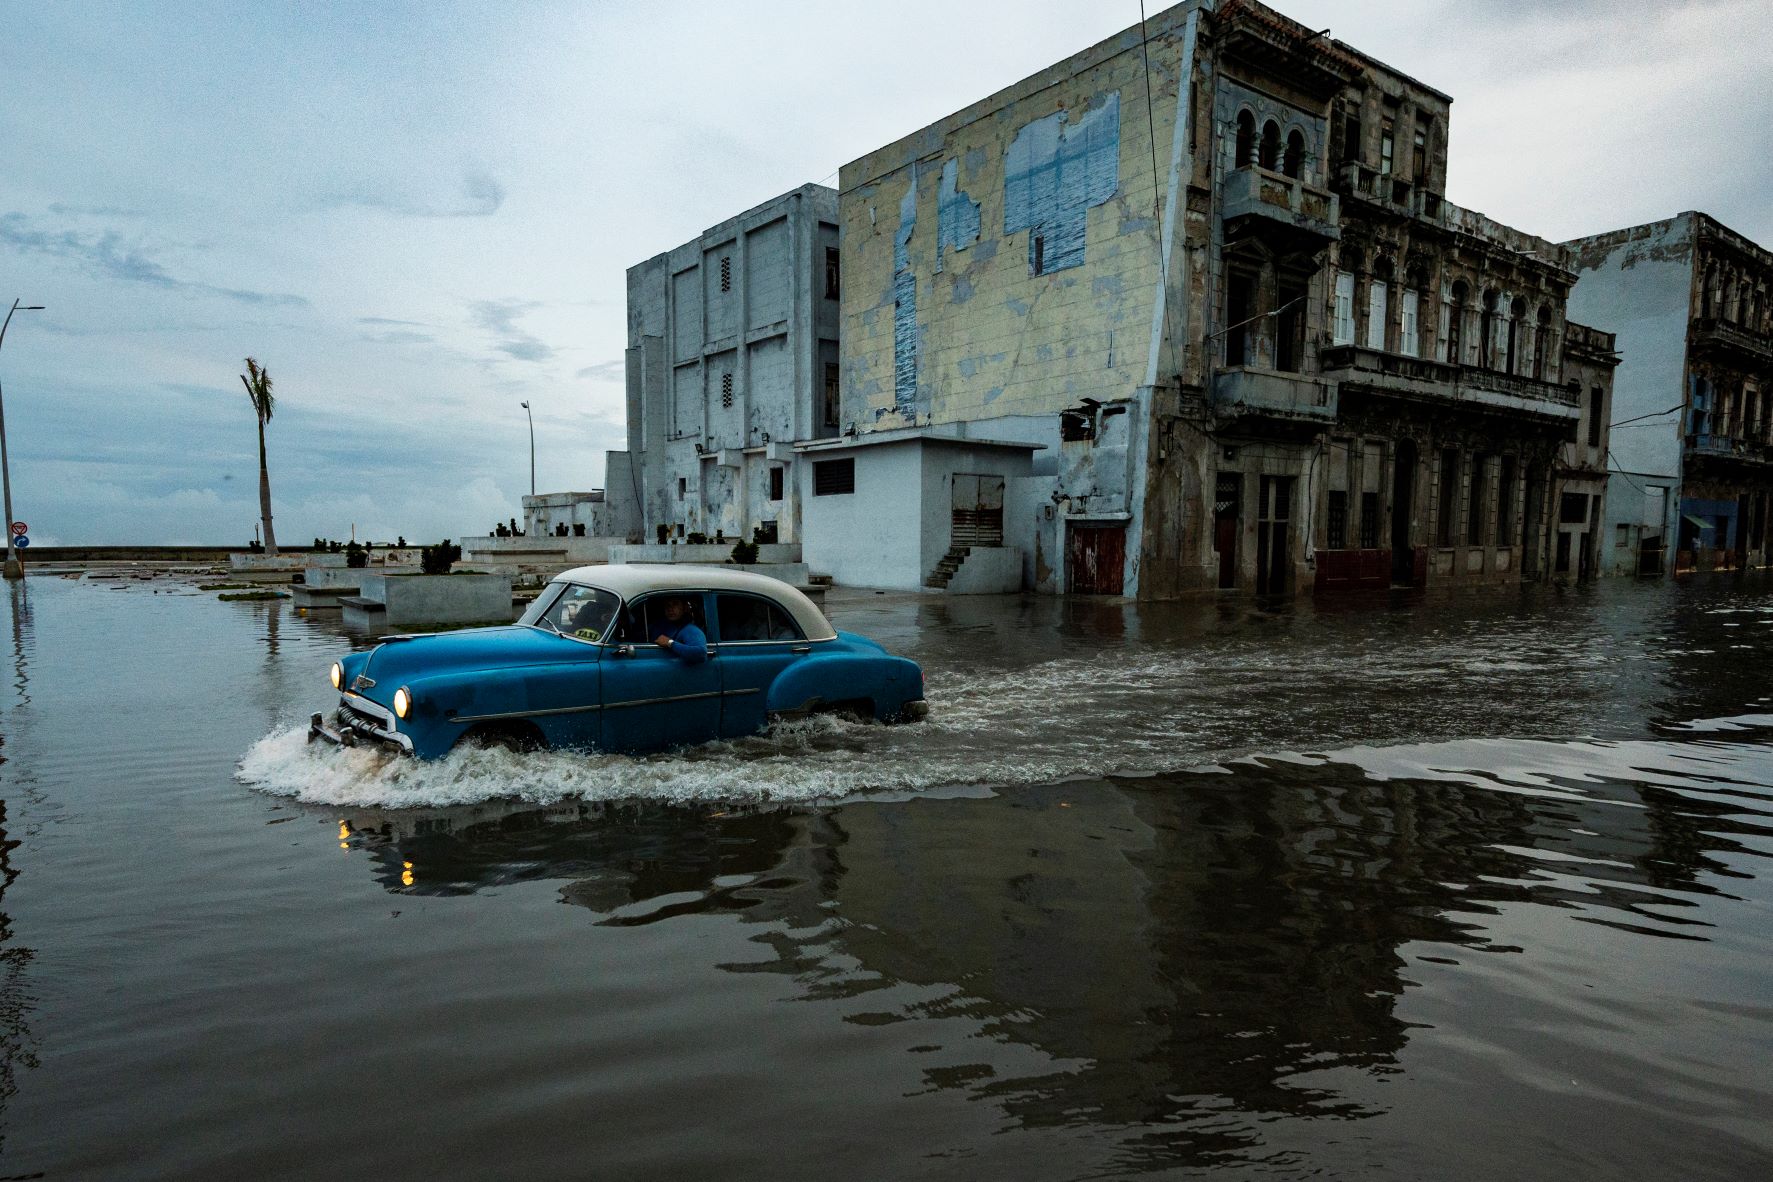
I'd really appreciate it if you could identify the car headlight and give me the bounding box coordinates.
[393,687,412,719]
[330,662,343,690]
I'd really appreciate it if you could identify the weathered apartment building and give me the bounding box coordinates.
[1565,212,1773,576]
[610,184,841,546]
[809,0,1613,596]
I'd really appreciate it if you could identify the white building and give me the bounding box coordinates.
[607,184,841,547]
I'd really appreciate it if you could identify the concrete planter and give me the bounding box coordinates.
[341,572,515,630]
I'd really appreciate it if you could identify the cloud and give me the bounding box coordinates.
[323,169,507,218]
[0,213,309,307]
[575,359,625,381]
[470,299,554,362]
[360,329,435,345]
[358,316,429,327]
[48,202,146,218]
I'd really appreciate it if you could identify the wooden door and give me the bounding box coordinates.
[1067,524,1125,595]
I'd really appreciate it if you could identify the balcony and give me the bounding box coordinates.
[1686,433,1773,468]
[1212,367,1337,423]
[1320,344,1580,423]
[1690,316,1773,365]
[1222,165,1339,249]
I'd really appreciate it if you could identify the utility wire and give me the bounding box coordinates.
[1609,403,1684,429]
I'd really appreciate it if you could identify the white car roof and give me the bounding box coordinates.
[555,564,837,641]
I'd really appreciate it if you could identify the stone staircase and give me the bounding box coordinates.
[924,546,972,589]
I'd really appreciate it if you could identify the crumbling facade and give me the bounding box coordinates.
[610,184,841,546]
[1565,213,1772,575]
[827,0,1608,596]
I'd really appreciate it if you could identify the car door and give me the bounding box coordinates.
[599,592,722,752]
[713,591,809,737]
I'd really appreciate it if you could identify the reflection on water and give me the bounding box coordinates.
[327,719,1773,1173]
[0,801,35,1161]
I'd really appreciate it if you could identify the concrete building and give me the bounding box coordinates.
[1553,322,1620,579]
[609,184,841,548]
[1565,212,1773,576]
[826,0,1608,596]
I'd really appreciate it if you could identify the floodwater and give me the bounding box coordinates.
[2,572,1771,1180]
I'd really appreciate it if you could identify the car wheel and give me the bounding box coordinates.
[462,721,547,753]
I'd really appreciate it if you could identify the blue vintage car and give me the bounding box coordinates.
[309,565,928,759]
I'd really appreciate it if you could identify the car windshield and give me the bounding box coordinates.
[522,583,620,642]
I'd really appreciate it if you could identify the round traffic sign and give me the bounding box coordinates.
[11,536,28,549]
[8,521,24,536]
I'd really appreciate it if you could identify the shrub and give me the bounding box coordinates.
[421,539,462,575]
[345,541,368,569]
[731,539,759,565]
[686,531,709,545]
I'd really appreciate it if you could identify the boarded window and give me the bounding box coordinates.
[813,458,854,496]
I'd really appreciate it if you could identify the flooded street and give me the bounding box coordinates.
[2,574,1772,1179]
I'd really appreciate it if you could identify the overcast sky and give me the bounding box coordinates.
[2,0,1766,546]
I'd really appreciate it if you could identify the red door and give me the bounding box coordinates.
[1067,524,1125,595]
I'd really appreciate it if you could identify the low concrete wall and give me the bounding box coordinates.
[303,564,419,589]
[607,543,802,565]
[460,535,622,565]
[232,552,347,572]
[947,547,1025,594]
[349,573,515,627]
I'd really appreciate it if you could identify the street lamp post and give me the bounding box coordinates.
[520,400,535,495]
[0,300,46,581]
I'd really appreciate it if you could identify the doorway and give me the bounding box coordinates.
[1066,524,1125,595]
[951,474,1005,547]
[1256,475,1293,596]
[1214,472,1242,590]
[1390,439,1416,585]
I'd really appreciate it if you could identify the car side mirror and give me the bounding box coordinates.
[614,644,636,658]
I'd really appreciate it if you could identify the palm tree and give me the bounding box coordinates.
[240,357,278,555]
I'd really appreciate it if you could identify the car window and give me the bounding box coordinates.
[612,594,707,643]
[716,593,804,642]
[538,584,620,642]
[516,582,565,628]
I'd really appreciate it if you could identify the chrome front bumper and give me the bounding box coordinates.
[308,695,415,754]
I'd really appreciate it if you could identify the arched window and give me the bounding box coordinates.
[1480,290,1499,369]
[1236,111,1256,168]
[1448,281,1468,365]
[1532,305,1551,380]
[1283,129,1305,179]
[1259,120,1281,170]
[1506,297,1527,374]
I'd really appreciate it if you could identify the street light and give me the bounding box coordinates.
[520,400,534,495]
[0,300,46,581]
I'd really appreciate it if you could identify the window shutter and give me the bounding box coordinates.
[1366,280,1388,350]
[1334,272,1355,345]
[1400,290,1419,357]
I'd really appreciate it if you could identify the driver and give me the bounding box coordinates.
[654,596,707,664]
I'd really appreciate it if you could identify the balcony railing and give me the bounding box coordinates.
[1320,344,1580,415]
[1222,165,1339,244]
[1333,163,1574,270]
[1691,317,1773,364]
[1687,434,1773,466]
[1212,367,1337,422]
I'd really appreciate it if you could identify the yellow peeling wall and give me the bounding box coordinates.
[837,15,1192,433]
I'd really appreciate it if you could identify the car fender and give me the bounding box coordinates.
[766,652,922,718]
